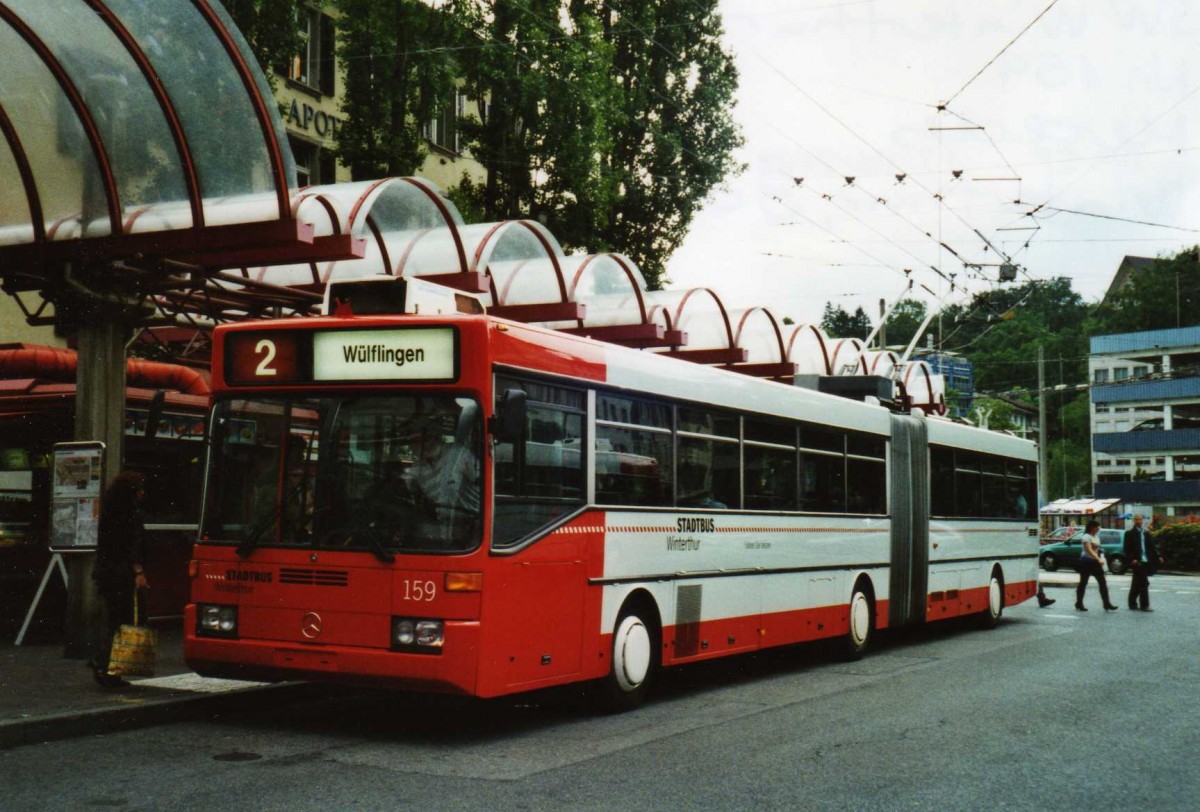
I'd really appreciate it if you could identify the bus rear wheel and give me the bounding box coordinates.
[978,569,1004,629]
[595,603,659,713]
[841,583,873,661]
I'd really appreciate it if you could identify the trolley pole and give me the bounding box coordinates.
[1037,345,1048,505]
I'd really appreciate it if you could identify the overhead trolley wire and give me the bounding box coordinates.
[940,0,1061,108]
[1027,206,1200,234]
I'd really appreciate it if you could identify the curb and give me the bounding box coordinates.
[0,681,329,751]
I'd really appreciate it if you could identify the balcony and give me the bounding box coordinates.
[1091,326,1200,356]
[1091,377,1200,405]
[1093,427,1200,454]
[1094,479,1200,504]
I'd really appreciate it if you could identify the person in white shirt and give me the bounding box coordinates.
[1075,519,1118,612]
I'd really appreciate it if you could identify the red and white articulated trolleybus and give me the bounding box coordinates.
[185,282,1039,710]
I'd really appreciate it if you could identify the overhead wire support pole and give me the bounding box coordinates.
[1038,346,1048,505]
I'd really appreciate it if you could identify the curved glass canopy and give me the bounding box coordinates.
[0,0,350,300]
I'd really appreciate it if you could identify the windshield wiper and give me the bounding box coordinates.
[357,523,396,563]
[236,487,314,559]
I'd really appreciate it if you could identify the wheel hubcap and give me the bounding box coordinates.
[850,592,870,646]
[989,578,1002,616]
[614,616,651,691]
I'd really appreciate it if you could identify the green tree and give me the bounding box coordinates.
[1095,247,1200,333]
[450,1,743,288]
[334,0,460,178]
[969,396,1019,433]
[937,277,1088,393]
[223,0,306,92]
[884,299,927,348]
[451,0,620,251]
[1046,438,1091,500]
[820,302,871,339]
[587,0,744,288]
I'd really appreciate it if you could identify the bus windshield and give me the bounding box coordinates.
[201,395,482,555]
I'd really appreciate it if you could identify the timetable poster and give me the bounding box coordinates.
[50,442,105,551]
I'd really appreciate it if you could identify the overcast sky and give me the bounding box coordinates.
[665,0,1200,326]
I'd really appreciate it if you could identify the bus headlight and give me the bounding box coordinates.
[197,604,238,638]
[392,617,443,650]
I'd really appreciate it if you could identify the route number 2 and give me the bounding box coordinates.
[403,579,437,602]
[255,339,277,377]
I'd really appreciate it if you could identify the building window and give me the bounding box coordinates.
[288,136,336,187]
[1116,459,1131,466]
[1096,459,1111,466]
[1113,367,1129,381]
[1093,369,1109,384]
[1132,365,1149,378]
[425,92,464,153]
[289,9,335,95]
[1095,405,1110,414]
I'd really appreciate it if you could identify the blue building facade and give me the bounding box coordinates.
[1089,325,1200,517]
[913,352,974,419]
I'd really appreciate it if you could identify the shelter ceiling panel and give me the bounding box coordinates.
[0,24,111,243]
[7,0,192,228]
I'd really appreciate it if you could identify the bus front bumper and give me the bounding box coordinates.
[183,619,481,697]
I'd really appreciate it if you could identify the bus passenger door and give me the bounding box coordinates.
[486,548,586,691]
[888,415,928,627]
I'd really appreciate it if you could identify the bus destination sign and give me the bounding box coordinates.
[313,328,456,381]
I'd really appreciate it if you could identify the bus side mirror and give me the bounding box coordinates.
[490,389,527,442]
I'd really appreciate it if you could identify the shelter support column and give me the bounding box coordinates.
[64,320,127,659]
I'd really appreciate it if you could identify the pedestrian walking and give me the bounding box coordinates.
[1123,514,1163,612]
[1075,519,1118,612]
[89,471,150,687]
[1037,585,1055,608]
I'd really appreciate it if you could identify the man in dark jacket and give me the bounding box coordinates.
[1123,514,1163,612]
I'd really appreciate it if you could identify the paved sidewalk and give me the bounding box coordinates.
[0,621,316,750]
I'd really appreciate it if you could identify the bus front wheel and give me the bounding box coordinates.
[596,603,659,713]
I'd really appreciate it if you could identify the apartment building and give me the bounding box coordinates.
[1090,325,1200,517]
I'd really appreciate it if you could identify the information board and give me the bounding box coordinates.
[49,441,105,551]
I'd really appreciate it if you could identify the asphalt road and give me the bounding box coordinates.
[3,576,1198,811]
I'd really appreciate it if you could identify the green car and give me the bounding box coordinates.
[1039,528,1128,575]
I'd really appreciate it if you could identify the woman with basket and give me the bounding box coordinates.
[89,471,151,687]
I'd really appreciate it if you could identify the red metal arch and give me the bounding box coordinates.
[829,337,867,375]
[400,177,467,274]
[567,253,649,325]
[785,324,831,375]
[0,103,44,244]
[469,220,567,300]
[660,288,745,364]
[868,350,899,375]
[733,307,787,363]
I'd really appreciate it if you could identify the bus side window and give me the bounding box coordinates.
[930,446,956,517]
[493,380,585,547]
